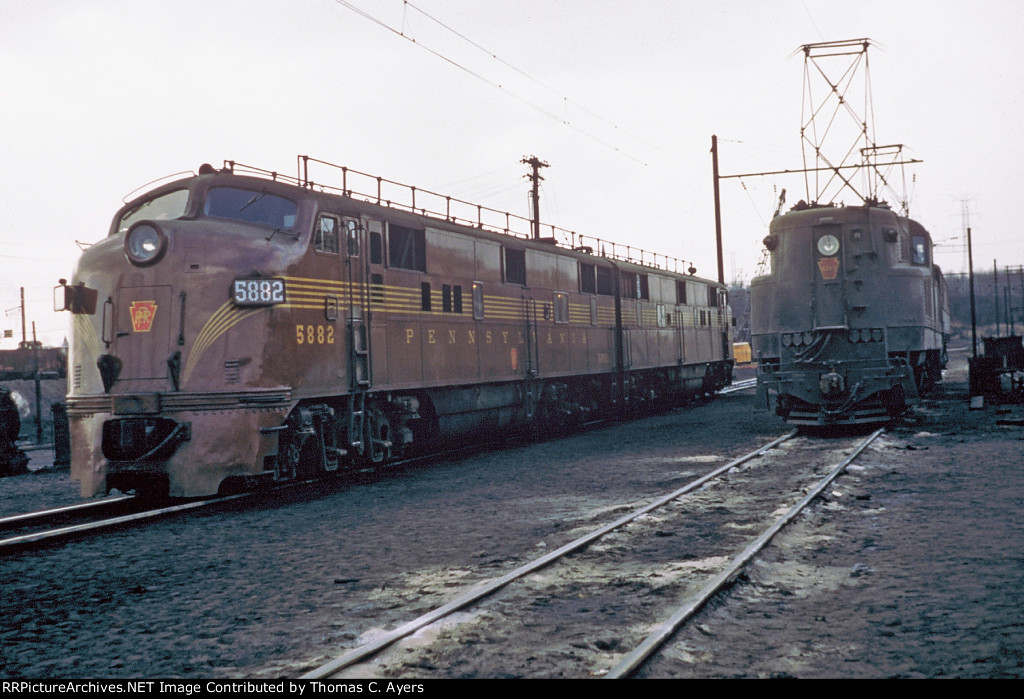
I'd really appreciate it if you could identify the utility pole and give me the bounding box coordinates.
[32,322,41,443]
[711,135,725,285]
[967,227,977,359]
[20,287,26,346]
[994,260,1001,336]
[522,156,549,240]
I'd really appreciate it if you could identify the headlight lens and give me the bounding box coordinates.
[817,234,840,256]
[124,222,166,265]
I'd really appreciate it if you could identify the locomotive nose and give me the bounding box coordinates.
[819,370,845,396]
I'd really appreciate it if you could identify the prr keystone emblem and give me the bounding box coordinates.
[817,257,839,280]
[130,301,157,332]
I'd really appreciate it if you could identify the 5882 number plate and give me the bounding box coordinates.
[232,278,285,306]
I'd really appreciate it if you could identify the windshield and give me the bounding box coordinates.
[117,189,189,234]
[203,186,298,230]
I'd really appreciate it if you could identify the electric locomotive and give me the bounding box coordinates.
[750,200,949,425]
[59,158,732,497]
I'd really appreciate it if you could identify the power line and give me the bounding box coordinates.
[403,1,668,157]
[329,0,651,166]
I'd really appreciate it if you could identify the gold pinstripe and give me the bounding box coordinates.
[179,274,725,384]
[182,301,264,383]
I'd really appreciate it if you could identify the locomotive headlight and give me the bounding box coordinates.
[124,222,167,266]
[817,234,840,256]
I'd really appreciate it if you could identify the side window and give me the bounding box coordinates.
[677,280,687,305]
[504,248,526,285]
[590,297,598,325]
[389,224,426,272]
[638,274,650,300]
[596,266,614,296]
[421,282,431,311]
[315,215,340,254]
[554,292,569,324]
[657,304,667,328]
[579,262,597,294]
[454,285,463,314]
[370,230,383,265]
[472,282,484,320]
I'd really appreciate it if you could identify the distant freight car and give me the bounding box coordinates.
[0,344,67,381]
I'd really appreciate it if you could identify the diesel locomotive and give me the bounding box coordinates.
[750,200,949,425]
[59,157,733,497]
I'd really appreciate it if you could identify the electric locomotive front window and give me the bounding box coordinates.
[203,187,297,230]
[911,235,929,265]
[117,188,189,234]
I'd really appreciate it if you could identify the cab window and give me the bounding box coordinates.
[315,215,339,253]
[203,187,297,230]
[117,189,189,234]
[911,235,928,265]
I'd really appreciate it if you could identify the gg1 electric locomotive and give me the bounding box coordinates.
[750,200,949,425]
[59,157,732,497]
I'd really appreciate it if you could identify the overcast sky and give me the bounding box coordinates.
[3,0,1023,347]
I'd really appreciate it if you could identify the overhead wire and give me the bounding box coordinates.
[402,1,670,159]
[329,0,652,167]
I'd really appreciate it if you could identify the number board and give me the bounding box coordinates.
[232,278,286,306]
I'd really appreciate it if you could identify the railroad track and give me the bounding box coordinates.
[1,384,749,557]
[0,441,529,555]
[297,428,883,679]
[0,491,261,554]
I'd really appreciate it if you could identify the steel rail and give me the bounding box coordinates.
[604,426,884,678]
[0,493,257,553]
[300,429,799,679]
[0,494,134,530]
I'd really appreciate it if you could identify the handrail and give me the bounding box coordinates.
[222,156,702,278]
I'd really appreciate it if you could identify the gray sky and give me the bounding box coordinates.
[3,0,1023,346]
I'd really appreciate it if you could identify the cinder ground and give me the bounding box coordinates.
[1,350,1022,678]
